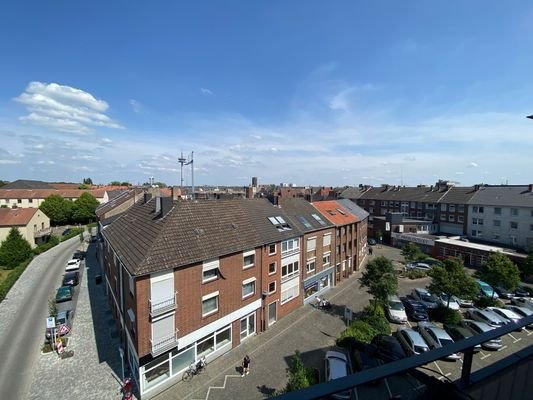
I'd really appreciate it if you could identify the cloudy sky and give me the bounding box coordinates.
[1,1,532,187]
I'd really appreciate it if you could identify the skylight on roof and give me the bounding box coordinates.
[311,213,326,226]
[297,215,312,229]
[337,208,346,215]
[268,215,292,232]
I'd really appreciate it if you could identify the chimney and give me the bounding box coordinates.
[171,186,180,201]
[529,184,533,192]
[474,184,480,191]
[143,192,152,204]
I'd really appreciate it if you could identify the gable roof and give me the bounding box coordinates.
[1,180,53,189]
[0,208,39,226]
[103,198,302,276]
[468,186,533,207]
[279,198,334,232]
[95,189,142,218]
[336,199,369,221]
[0,188,107,200]
[312,200,358,226]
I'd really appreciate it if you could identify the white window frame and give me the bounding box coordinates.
[202,291,219,317]
[280,277,300,305]
[268,281,276,294]
[202,259,219,283]
[268,261,277,275]
[323,233,332,247]
[242,277,256,299]
[307,237,317,252]
[306,259,316,273]
[243,250,255,270]
[268,244,277,255]
[323,253,331,267]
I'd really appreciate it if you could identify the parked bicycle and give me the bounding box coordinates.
[182,356,208,381]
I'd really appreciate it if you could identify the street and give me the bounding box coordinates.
[0,236,83,400]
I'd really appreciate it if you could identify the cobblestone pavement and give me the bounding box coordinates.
[28,237,125,400]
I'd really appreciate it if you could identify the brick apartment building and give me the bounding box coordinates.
[100,196,368,398]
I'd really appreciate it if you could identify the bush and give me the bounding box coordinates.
[0,259,32,303]
[429,305,463,325]
[59,227,84,242]
[406,269,428,280]
[33,235,60,255]
[474,296,504,308]
[282,351,317,393]
[362,313,391,336]
[338,320,377,346]
[0,227,33,268]
[366,302,386,317]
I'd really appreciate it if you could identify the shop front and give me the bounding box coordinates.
[303,266,335,304]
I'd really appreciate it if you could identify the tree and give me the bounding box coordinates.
[77,184,89,189]
[0,180,7,187]
[72,192,99,223]
[477,252,521,297]
[283,351,316,393]
[83,177,93,185]
[401,242,424,263]
[428,258,479,307]
[359,256,398,311]
[39,195,73,225]
[110,181,121,186]
[0,227,33,268]
[519,251,533,279]
[120,181,131,187]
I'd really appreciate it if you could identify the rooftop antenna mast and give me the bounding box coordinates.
[178,152,187,192]
[186,151,194,201]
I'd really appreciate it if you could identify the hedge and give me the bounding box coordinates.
[59,227,84,242]
[33,235,60,255]
[0,259,32,303]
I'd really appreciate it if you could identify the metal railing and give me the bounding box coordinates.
[274,314,533,400]
[149,292,177,317]
[150,329,179,357]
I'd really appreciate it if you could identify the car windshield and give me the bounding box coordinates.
[420,293,436,302]
[439,338,454,346]
[389,302,404,311]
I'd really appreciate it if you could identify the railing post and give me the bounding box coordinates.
[460,346,474,387]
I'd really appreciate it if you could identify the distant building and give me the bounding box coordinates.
[0,207,50,248]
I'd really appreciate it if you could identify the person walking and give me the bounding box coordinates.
[242,355,251,377]
[369,246,373,256]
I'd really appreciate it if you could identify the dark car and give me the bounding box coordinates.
[494,286,514,299]
[56,286,73,303]
[368,238,377,246]
[72,250,85,260]
[62,228,72,236]
[63,271,79,287]
[402,297,429,321]
[443,324,481,352]
[371,334,407,362]
[514,286,531,298]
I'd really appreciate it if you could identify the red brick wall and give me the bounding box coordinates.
[135,275,150,357]
[259,243,281,331]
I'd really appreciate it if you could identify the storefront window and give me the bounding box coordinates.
[304,282,319,299]
[320,275,330,290]
[142,357,170,391]
[216,327,231,349]
[197,335,215,358]
[171,346,195,376]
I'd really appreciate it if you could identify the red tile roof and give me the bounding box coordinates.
[312,200,358,226]
[0,208,39,226]
[0,189,106,199]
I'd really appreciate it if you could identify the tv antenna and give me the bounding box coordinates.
[178,151,195,200]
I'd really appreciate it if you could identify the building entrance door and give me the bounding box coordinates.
[268,301,277,327]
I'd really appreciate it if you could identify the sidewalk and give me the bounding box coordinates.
[155,264,373,400]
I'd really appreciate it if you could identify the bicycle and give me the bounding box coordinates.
[182,356,207,382]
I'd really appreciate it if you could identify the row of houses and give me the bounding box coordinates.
[98,196,368,398]
[341,181,533,252]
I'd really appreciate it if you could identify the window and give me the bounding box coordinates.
[493,220,501,227]
[243,250,255,269]
[449,204,456,212]
[297,215,312,229]
[242,278,256,298]
[311,213,326,226]
[281,261,299,281]
[449,215,455,222]
[511,208,519,217]
[268,216,292,231]
[441,204,447,211]
[478,218,484,225]
[240,313,255,340]
[458,216,464,223]
[268,281,276,294]
[323,234,331,251]
[268,262,277,275]
[17,199,21,204]
[281,238,299,256]
[128,273,135,296]
[202,292,219,316]
[281,277,300,304]
[510,221,518,229]
[369,200,375,205]
[440,214,446,221]
[458,204,464,213]
[306,260,316,273]
[336,245,340,255]
[202,259,219,283]
[494,207,502,215]
[323,253,331,266]
[479,207,484,213]
[29,199,33,203]
[493,233,500,240]
[307,237,317,258]
[268,244,276,255]
[472,218,478,225]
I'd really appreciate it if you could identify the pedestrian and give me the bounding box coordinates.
[369,246,373,256]
[242,355,251,377]
[315,295,321,308]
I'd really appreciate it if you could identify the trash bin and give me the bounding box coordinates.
[95,274,102,285]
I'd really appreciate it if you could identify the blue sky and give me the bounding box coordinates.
[1,1,533,187]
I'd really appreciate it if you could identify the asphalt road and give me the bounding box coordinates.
[0,237,84,400]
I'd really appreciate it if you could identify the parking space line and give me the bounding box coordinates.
[458,358,463,364]
[384,377,392,399]
[498,345,508,352]
[354,386,359,400]
[406,321,412,328]
[507,333,519,342]
[433,361,444,376]
[480,352,491,360]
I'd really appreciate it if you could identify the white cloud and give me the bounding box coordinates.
[100,137,113,144]
[36,160,56,165]
[129,99,141,113]
[0,159,20,165]
[200,88,213,95]
[14,81,122,134]
[468,162,478,168]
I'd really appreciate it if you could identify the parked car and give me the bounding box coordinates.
[368,238,377,245]
[504,305,533,328]
[436,294,460,311]
[411,288,438,309]
[62,228,72,236]
[386,295,408,324]
[486,307,524,330]
[45,310,72,339]
[405,262,432,272]
[459,319,502,350]
[443,324,481,352]
[465,308,508,328]
[511,297,533,311]
[477,280,499,299]
[514,286,531,298]
[56,286,73,303]
[72,250,85,260]
[324,351,352,399]
[494,286,514,299]
[418,258,443,267]
[65,259,81,272]
[417,322,460,361]
[396,327,430,356]
[456,297,474,308]
[402,297,429,321]
[371,335,407,362]
[89,234,98,243]
[62,271,79,287]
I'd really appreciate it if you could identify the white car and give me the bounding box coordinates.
[504,305,533,328]
[465,308,508,328]
[436,294,460,311]
[417,322,460,361]
[386,295,408,324]
[324,351,352,399]
[455,297,474,308]
[65,259,81,272]
[487,307,524,330]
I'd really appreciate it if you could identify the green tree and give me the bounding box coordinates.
[283,351,316,393]
[0,227,33,268]
[519,251,533,279]
[428,258,479,307]
[477,252,521,297]
[120,181,131,187]
[0,180,7,187]
[110,181,121,186]
[77,184,89,189]
[83,177,93,185]
[359,256,398,312]
[401,242,424,263]
[72,192,99,223]
[39,195,73,225]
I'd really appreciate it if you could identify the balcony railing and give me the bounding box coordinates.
[150,329,179,357]
[34,228,52,238]
[149,292,177,318]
